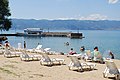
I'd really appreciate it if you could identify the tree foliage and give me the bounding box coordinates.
[0,0,11,31]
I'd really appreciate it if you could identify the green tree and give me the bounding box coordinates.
[0,0,11,31]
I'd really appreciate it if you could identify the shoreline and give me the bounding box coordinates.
[2,30,120,60]
[0,52,120,80]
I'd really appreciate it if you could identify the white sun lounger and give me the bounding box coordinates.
[20,52,41,61]
[26,45,43,53]
[40,52,65,66]
[4,48,23,58]
[103,60,120,80]
[68,56,96,72]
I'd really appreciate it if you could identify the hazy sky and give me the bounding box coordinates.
[9,0,120,20]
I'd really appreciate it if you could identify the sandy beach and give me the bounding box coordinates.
[0,52,120,80]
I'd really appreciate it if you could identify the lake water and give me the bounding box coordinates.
[2,30,120,60]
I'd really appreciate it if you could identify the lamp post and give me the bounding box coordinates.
[77,28,79,33]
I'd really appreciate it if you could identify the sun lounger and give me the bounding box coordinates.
[44,48,51,51]
[20,52,41,61]
[26,45,43,53]
[4,48,23,58]
[40,52,65,66]
[67,54,82,59]
[84,50,93,61]
[68,56,96,72]
[0,45,5,54]
[103,60,120,80]
[35,47,54,54]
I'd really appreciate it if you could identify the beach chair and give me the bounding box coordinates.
[68,56,96,72]
[40,52,65,66]
[44,48,51,51]
[84,50,92,61]
[103,60,120,80]
[4,48,23,58]
[35,47,52,54]
[0,45,5,54]
[67,54,82,59]
[20,52,41,61]
[26,45,42,53]
[73,54,82,59]
[43,48,52,54]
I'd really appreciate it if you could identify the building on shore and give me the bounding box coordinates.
[24,28,43,35]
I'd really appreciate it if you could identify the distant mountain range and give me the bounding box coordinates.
[11,19,120,30]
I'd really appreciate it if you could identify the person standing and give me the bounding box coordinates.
[24,41,26,49]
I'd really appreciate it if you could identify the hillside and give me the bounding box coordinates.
[11,19,120,30]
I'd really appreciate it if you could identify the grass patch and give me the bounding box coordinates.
[0,67,20,77]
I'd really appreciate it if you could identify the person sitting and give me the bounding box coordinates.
[4,41,10,49]
[92,46,104,63]
[69,48,76,55]
[80,46,87,59]
[109,50,114,59]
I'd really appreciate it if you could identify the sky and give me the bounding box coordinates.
[9,0,120,20]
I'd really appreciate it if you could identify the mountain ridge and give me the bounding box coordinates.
[11,19,120,30]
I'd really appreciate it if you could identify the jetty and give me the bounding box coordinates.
[42,32,83,38]
[0,32,83,39]
[16,32,83,38]
[0,28,84,39]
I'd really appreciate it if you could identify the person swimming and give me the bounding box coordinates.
[64,42,69,46]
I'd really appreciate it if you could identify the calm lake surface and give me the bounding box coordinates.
[2,30,120,60]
